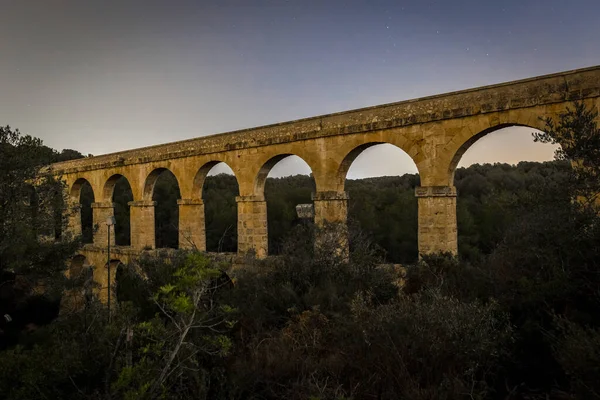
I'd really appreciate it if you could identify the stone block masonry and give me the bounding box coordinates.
[45,66,599,264]
[128,200,156,250]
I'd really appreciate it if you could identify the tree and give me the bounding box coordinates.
[111,252,236,399]
[0,126,80,347]
[534,101,600,207]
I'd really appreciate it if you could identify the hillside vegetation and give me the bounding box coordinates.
[103,160,569,265]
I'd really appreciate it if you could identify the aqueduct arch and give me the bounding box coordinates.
[177,161,242,252]
[342,143,421,262]
[202,163,240,253]
[68,178,94,243]
[70,178,93,202]
[103,175,134,246]
[251,154,317,256]
[48,66,600,263]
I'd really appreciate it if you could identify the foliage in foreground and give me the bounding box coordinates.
[0,126,82,349]
[0,126,81,283]
[0,228,517,400]
[1,199,600,398]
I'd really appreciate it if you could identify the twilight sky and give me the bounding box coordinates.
[1,0,599,178]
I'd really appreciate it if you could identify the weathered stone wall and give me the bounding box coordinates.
[312,191,349,256]
[91,202,115,246]
[312,191,348,226]
[178,199,206,251]
[415,186,458,255]
[236,195,268,258]
[45,66,600,267]
[66,204,82,239]
[128,201,156,249]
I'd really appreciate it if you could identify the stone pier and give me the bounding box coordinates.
[312,191,349,257]
[178,199,206,251]
[66,203,82,238]
[236,195,268,258]
[91,202,115,246]
[128,200,156,250]
[415,186,458,256]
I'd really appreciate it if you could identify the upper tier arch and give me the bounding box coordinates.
[70,178,94,203]
[192,161,239,201]
[143,168,181,201]
[337,142,421,191]
[103,173,134,202]
[440,102,578,187]
[253,154,316,196]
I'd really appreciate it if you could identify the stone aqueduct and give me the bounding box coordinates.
[48,66,600,278]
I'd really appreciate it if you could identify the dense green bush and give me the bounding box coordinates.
[225,224,512,400]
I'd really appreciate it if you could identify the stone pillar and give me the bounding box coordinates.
[312,191,349,226]
[415,186,458,256]
[94,260,119,304]
[236,195,268,258]
[128,200,157,250]
[66,203,82,239]
[312,191,349,257]
[91,202,115,247]
[178,199,206,251]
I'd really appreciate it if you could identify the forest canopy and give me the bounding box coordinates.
[100,159,568,265]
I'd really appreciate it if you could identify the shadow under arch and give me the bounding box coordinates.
[143,168,180,201]
[103,174,134,246]
[194,161,240,252]
[255,154,316,255]
[144,168,181,249]
[24,184,39,235]
[62,254,94,311]
[70,178,92,202]
[96,259,123,303]
[70,178,95,243]
[340,142,421,264]
[69,254,89,279]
